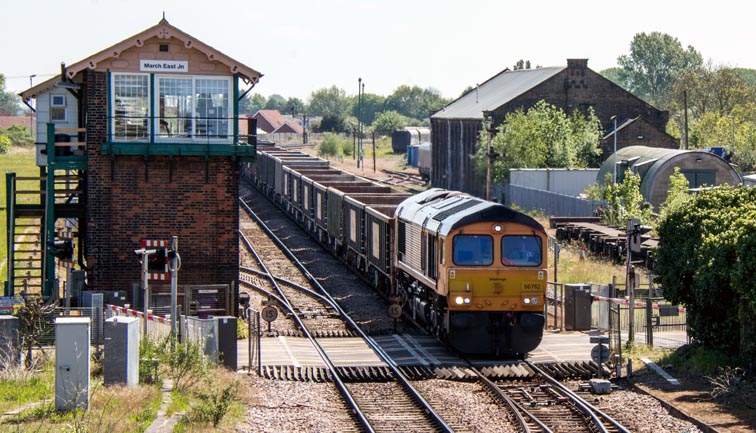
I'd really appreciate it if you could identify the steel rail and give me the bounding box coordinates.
[239,195,454,433]
[239,219,376,433]
[525,360,632,433]
[463,360,551,433]
[240,265,339,310]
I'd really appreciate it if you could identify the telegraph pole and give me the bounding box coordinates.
[485,116,493,201]
[357,78,362,167]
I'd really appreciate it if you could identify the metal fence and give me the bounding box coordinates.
[505,184,602,217]
[546,282,689,351]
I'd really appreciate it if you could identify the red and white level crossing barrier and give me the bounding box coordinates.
[106,304,172,325]
[591,294,686,313]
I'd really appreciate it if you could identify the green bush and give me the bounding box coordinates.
[160,336,212,392]
[317,133,342,158]
[0,135,11,155]
[192,380,240,426]
[0,125,34,147]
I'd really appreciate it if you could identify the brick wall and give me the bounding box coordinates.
[84,71,239,298]
[491,63,670,133]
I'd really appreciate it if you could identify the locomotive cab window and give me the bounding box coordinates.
[502,235,542,266]
[452,235,493,266]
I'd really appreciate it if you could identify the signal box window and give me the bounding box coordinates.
[113,74,149,140]
[502,235,542,266]
[50,94,67,122]
[452,235,493,266]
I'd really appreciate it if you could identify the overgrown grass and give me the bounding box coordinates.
[657,342,742,376]
[0,376,163,433]
[0,146,40,279]
[0,356,54,414]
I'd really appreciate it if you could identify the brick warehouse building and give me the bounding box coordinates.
[12,19,259,312]
[430,59,679,197]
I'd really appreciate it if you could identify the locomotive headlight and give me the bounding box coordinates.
[531,297,538,305]
[492,224,503,233]
[455,296,465,305]
[523,298,531,304]
[464,297,471,304]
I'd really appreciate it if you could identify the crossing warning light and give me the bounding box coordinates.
[49,239,74,261]
[147,247,168,273]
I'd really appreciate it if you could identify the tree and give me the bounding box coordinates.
[658,167,690,222]
[0,73,22,115]
[656,186,756,357]
[239,93,266,115]
[384,85,448,122]
[351,93,385,126]
[617,32,703,104]
[599,67,632,90]
[671,64,755,123]
[473,101,602,183]
[372,110,407,136]
[601,169,652,226]
[285,97,305,116]
[315,114,347,133]
[264,94,287,112]
[307,86,350,118]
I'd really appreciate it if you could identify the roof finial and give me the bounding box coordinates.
[160,11,169,24]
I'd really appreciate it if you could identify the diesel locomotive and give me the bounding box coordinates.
[245,146,547,357]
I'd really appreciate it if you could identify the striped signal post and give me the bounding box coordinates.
[134,240,169,337]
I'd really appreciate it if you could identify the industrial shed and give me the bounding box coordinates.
[597,146,742,209]
[430,58,678,198]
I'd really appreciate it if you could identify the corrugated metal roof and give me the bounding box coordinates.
[597,146,689,183]
[431,67,565,120]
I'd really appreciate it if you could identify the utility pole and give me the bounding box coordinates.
[683,90,689,150]
[485,116,493,201]
[29,75,36,130]
[357,78,362,168]
[612,115,618,184]
[360,81,365,170]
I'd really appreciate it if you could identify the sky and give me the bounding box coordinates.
[2,0,756,103]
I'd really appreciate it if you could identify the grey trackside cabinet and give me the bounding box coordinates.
[0,316,20,368]
[104,316,140,386]
[216,316,238,370]
[564,284,592,331]
[55,317,90,410]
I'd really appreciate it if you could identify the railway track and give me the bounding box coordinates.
[239,190,453,432]
[469,360,632,433]
[380,169,426,186]
[239,179,636,432]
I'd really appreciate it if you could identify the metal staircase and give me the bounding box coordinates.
[5,125,86,298]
